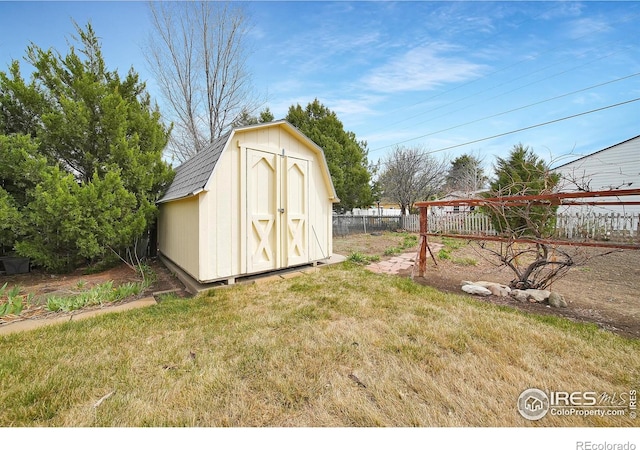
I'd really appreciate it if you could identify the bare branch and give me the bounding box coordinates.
[145,1,257,163]
[379,145,448,215]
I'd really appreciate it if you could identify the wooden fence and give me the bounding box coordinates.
[334,212,640,241]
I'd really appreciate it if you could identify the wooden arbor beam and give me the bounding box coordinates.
[413,188,640,278]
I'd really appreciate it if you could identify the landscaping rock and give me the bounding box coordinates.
[461,284,492,296]
[510,289,529,302]
[474,281,512,297]
[488,285,511,297]
[525,289,551,303]
[548,292,568,308]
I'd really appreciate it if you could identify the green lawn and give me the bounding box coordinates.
[0,263,638,426]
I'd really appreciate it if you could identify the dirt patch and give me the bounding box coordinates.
[0,258,189,326]
[406,240,640,339]
[335,232,640,339]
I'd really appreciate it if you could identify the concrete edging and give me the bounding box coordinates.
[0,297,157,336]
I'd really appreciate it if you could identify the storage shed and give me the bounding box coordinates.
[157,121,339,287]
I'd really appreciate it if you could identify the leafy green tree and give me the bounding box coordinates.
[0,188,22,253]
[0,61,48,137]
[0,135,46,253]
[24,24,173,200]
[0,22,174,270]
[286,99,373,211]
[0,134,47,207]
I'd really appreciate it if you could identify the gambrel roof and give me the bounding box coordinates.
[158,120,338,203]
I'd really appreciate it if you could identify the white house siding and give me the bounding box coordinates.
[554,136,640,215]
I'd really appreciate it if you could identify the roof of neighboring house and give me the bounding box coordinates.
[553,134,640,170]
[158,120,339,204]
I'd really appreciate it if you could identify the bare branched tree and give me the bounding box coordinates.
[379,145,447,215]
[444,151,488,194]
[146,1,257,163]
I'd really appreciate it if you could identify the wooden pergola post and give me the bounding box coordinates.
[414,206,428,278]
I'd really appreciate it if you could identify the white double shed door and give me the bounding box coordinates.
[245,148,310,273]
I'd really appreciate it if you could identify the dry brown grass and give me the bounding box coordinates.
[0,263,638,426]
[333,231,416,258]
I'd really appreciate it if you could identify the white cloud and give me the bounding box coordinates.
[567,17,612,39]
[330,97,381,121]
[572,92,604,105]
[538,2,585,20]
[361,44,486,93]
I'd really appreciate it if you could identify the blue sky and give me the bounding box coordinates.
[1,1,639,171]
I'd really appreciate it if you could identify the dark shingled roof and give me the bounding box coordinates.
[158,132,230,203]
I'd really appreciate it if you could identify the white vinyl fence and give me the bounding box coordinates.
[427,213,496,236]
[554,212,640,241]
[334,212,640,241]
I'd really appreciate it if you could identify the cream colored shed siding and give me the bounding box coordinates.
[234,126,333,262]
[555,136,640,214]
[166,123,335,283]
[198,142,239,282]
[309,165,332,260]
[158,196,200,279]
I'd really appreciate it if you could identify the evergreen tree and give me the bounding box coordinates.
[286,99,373,211]
[259,107,274,123]
[0,134,47,253]
[486,143,559,236]
[231,107,275,128]
[0,22,174,271]
[0,61,48,137]
[0,188,21,253]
